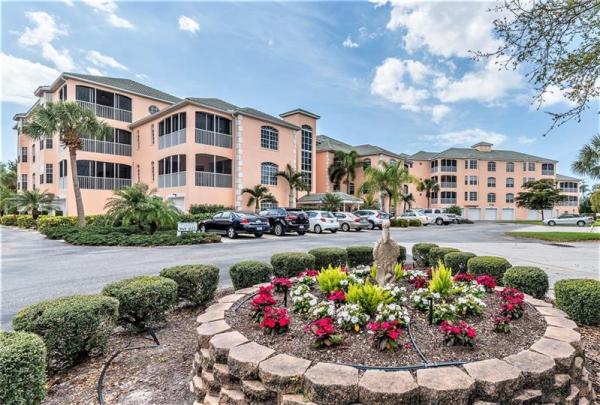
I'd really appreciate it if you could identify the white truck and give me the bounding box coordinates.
[410,208,455,225]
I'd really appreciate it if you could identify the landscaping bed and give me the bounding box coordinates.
[506,231,600,242]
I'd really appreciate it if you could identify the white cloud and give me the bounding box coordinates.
[81,0,135,29]
[135,73,149,81]
[342,35,359,48]
[62,0,74,5]
[431,104,451,124]
[370,58,430,111]
[1,53,59,105]
[107,13,135,29]
[178,16,200,33]
[534,85,577,109]
[518,136,536,145]
[86,67,104,76]
[426,128,507,146]
[86,50,127,70]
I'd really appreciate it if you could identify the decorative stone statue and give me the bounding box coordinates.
[373,219,400,287]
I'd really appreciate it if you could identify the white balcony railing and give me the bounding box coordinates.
[440,182,457,188]
[59,177,67,189]
[440,198,457,204]
[557,200,578,206]
[76,100,132,123]
[195,129,233,149]
[560,188,578,193]
[158,129,186,149]
[542,170,555,176]
[158,171,186,188]
[195,171,232,188]
[82,138,132,156]
[78,176,131,190]
[440,166,457,172]
[430,166,439,173]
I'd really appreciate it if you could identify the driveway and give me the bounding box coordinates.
[1,222,598,329]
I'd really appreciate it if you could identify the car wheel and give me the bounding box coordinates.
[227,226,237,239]
[453,219,459,224]
[577,220,585,227]
[314,224,323,234]
[342,223,350,232]
[548,221,556,226]
[356,227,362,231]
[297,231,306,235]
[254,233,263,238]
[436,218,444,225]
[330,229,337,233]
[199,224,206,233]
[274,223,284,236]
[368,220,375,230]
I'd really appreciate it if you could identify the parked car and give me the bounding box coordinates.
[411,208,453,225]
[258,207,309,236]
[306,210,340,234]
[199,211,270,238]
[333,212,370,231]
[397,211,431,225]
[353,209,389,230]
[543,214,594,227]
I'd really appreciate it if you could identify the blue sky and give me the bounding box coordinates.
[1,0,596,180]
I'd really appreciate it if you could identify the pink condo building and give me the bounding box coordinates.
[14,73,319,215]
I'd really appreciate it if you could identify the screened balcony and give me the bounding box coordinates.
[75,85,132,123]
[195,154,232,188]
[195,112,233,148]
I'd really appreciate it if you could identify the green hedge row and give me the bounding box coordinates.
[389,218,422,227]
[308,247,348,269]
[555,279,600,325]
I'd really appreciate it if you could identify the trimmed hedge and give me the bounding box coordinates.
[308,247,348,269]
[160,265,219,306]
[271,252,316,278]
[0,331,47,405]
[12,295,118,371]
[467,256,512,279]
[444,252,476,274]
[412,243,439,267]
[503,266,549,299]
[347,246,374,267]
[16,215,36,229]
[428,247,460,267]
[102,276,178,329]
[37,216,77,232]
[0,215,17,226]
[398,245,407,263]
[390,218,409,228]
[408,219,422,227]
[229,261,273,290]
[189,204,232,214]
[555,279,600,325]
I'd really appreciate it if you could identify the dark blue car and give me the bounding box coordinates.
[199,211,271,238]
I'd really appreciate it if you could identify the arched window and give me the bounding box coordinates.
[301,125,312,188]
[487,177,496,187]
[261,162,278,185]
[261,126,278,150]
[487,192,496,203]
[506,193,514,203]
[363,158,371,168]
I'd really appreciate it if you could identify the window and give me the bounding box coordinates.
[151,124,155,144]
[45,136,53,149]
[349,182,355,195]
[32,173,35,190]
[45,164,53,184]
[76,160,131,179]
[195,112,231,134]
[468,191,478,201]
[506,193,514,203]
[260,200,277,210]
[469,176,478,185]
[39,173,44,184]
[506,177,514,188]
[487,161,496,171]
[465,159,477,169]
[137,164,140,183]
[301,125,312,189]
[21,147,28,163]
[523,161,536,171]
[542,163,554,175]
[363,158,371,168]
[21,174,28,190]
[151,161,155,181]
[261,162,278,185]
[506,162,514,172]
[158,155,187,175]
[75,85,94,103]
[59,85,67,101]
[261,126,278,150]
[487,193,496,203]
[40,139,44,150]
[390,159,397,165]
[32,144,35,163]
[487,177,496,187]
[59,160,68,177]
[137,130,140,149]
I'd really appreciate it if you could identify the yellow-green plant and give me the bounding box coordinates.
[317,265,348,293]
[394,263,405,280]
[346,281,392,314]
[429,261,453,297]
[370,264,377,279]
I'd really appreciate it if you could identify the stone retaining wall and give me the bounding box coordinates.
[189,285,595,404]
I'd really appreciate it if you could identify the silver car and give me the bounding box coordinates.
[543,214,594,227]
[334,212,369,231]
[353,210,390,230]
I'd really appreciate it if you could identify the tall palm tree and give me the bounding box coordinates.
[417,178,440,208]
[361,162,394,212]
[22,102,111,227]
[388,164,418,214]
[400,192,415,213]
[241,185,278,213]
[277,164,308,208]
[328,150,365,194]
[321,193,342,212]
[572,134,600,179]
[8,189,57,220]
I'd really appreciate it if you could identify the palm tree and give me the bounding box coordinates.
[361,162,394,212]
[8,189,57,220]
[0,188,16,216]
[400,192,415,212]
[328,150,365,194]
[361,193,379,209]
[417,178,440,208]
[572,135,600,179]
[321,193,342,212]
[241,185,278,213]
[22,102,112,227]
[0,161,17,191]
[277,164,308,207]
[388,164,418,214]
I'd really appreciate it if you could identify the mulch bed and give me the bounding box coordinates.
[579,325,600,402]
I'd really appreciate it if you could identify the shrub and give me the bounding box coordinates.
[12,295,118,371]
[429,262,453,297]
[412,243,439,267]
[229,261,273,289]
[398,245,407,263]
[308,247,348,269]
[428,247,460,267]
[160,265,219,306]
[316,265,348,293]
[445,205,462,215]
[16,215,36,229]
[555,279,600,325]
[0,214,18,226]
[271,252,316,278]
[503,266,549,299]
[347,246,373,267]
[408,219,422,227]
[85,215,111,226]
[444,252,476,274]
[189,204,232,214]
[0,331,47,405]
[346,281,392,315]
[102,276,178,329]
[390,218,408,227]
[37,216,77,232]
[467,256,512,280]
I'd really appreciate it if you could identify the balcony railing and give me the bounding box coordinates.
[440,182,457,188]
[59,177,67,189]
[557,200,578,206]
[440,198,457,204]
[195,129,233,149]
[195,171,232,188]
[542,170,555,176]
[560,188,578,193]
[159,129,186,149]
[430,166,439,173]
[78,176,131,190]
[158,171,186,188]
[82,138,132,156]
[440,166,457,172]
[76,100,132,123]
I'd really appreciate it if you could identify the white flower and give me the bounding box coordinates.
[309,299,317,306]
[389,315,396,321]
[351,316,358,323]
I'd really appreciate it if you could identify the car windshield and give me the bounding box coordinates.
[322,212,335,218]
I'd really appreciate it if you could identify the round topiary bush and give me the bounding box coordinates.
[346,246,373,267]
[308,247,348,269]
[444,252,476,274]
[160,264,219,306]
[102,276,178,329]
[12,294,118,371]
[467,256,512,280]
[398,245,407,264]
[412,243,439,267]
[0,331,47,405]
[229,261,273,290]
[503,266,549,299]
[271,252,316,278]
[555,279,600,325]
[428,247,460,267]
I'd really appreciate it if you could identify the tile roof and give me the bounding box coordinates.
[556,173,581,182]
[316,135,407,160]
[410,147,556,162]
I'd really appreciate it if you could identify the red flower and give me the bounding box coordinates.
[368,321,404,351]
[259,306,290,334]
[258,285,274,295]
[439,320,476,346]
[476,275,497,290]
[327,290,346,303]
[453,273,475,283]
[271,277,292,292]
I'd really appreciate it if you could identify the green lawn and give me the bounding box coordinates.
[497,220,543,225]
[506,231,600,242]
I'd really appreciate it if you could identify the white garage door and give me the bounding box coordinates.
[501,208,514,220]
[527,210,539,220]
[543,209,553,220]
[467,208,481,220]
[169,196,185,212]
[484,208,497,221]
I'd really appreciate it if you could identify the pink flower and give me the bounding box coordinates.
[327,290,346,303]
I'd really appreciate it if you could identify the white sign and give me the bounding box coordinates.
[177,222,198,236]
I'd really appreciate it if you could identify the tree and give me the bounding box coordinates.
[572,135,600,179]
[104,183,179,234]
[416,179,440,209]
[399,192,415,213]
[515,179,565,220]
[445,205,462,216]
[0,188,16,216]
[361,162,394,213]
[0,161,17,191]
[241,185,278,213]
[578,196,592,214]
[321,193,342,212]
[22,102,112,227]
[480,1,599,133]
[361,193,379,210]
[328,150,365,194]
[8,189,57,220]
[277,164,308,207]
[590,190,600,213]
